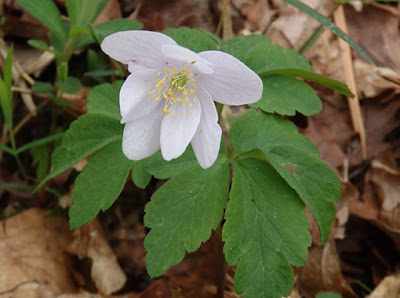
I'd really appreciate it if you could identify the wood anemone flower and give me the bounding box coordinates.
[101,30,263,168]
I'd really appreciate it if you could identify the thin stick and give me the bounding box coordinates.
[334,5,367,159]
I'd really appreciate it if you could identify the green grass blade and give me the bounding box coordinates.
[282,0,373,63]
[0,143,14,155]
[259,68,354,98]
[3,45,13,91]
[0,79,12,129]
[16,132,64,154]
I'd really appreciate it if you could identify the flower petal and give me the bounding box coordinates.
[191,87,222,168]
[122,111,163,160]
[197,51,263,105]
[121,96,163,124]
[101,30,176,69]
[161,44,213,74]
[160,100,201,161]
[119,70,159,119]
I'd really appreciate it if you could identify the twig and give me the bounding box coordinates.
[334,5,367,159]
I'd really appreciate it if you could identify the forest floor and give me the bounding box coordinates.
[0,0,400,297]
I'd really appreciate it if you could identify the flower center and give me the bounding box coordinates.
[147,63,198,115]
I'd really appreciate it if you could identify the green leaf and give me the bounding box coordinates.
[0,79,12,130]
[86,81,122,120]
[144,158,230,277]
[251,74,322,116]
[245,43,313,74]
[31,144,50,180]
[69,140,131,229]
[74,19,143,49]
[87,49,109,72]
[16,132,64,154]
[244,43,323,115]
[224,158,311,298]
[316,292,341,298]
[260,68,354,98]
[145,147,200,179]
[35,113,122,190]
[163,27,218,52]
[131,160,152,189]
[55,76,82,94]
[66,0,109,28]
[16,0,68,43]
[84,69,119,77]
[32,81,53,95]
[27,40,54,53]
[0,143,14,155]
[220,35,271,62]
[281,0,373,63]
[230,110,341,243]
[3,45,13,92]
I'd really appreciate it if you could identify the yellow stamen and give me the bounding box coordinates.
[165,68,170,74]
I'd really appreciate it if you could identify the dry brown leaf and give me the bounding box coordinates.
[67,220,127,295]
[355,60,400,99]
[366,275,400,298]
[0,208,76,297]
[345,4,400,70]
[296,241,357,297]
[269,0,336,49]
[371,160,400,212]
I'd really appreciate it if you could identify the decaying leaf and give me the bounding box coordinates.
[0,208,76,297]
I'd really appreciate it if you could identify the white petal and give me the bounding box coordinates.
[119,70,158,119]
[128,62,149,73]
[101,30,176,69]
[122,111,163,160]
[160,100,201,161]
[121,96,163,123]
[191,87,222,168]
[197,51,263,105]
[161,44,214,74]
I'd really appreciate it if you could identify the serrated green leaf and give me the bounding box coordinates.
[251,74,322,116]
[146,141,227,179]
[69,140,131,229]
[220,35,271,62]
[231,110,340,243]
[16,0,68,43]
[259,68,354,98]
[163,27,218,52]
[35,113,122,190]
[282,0,373,63]
[144,158,230,277]
[131,160,152,189]
[86,81,122,120]
[145,147,199,179]
[66,0,109,28]
[245,43,313,74]
[74,19,143,49]
[224,158,310,297]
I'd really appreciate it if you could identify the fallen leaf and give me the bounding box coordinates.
[0,208,76,297]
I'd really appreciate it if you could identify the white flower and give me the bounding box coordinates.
[101,30,262,169]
